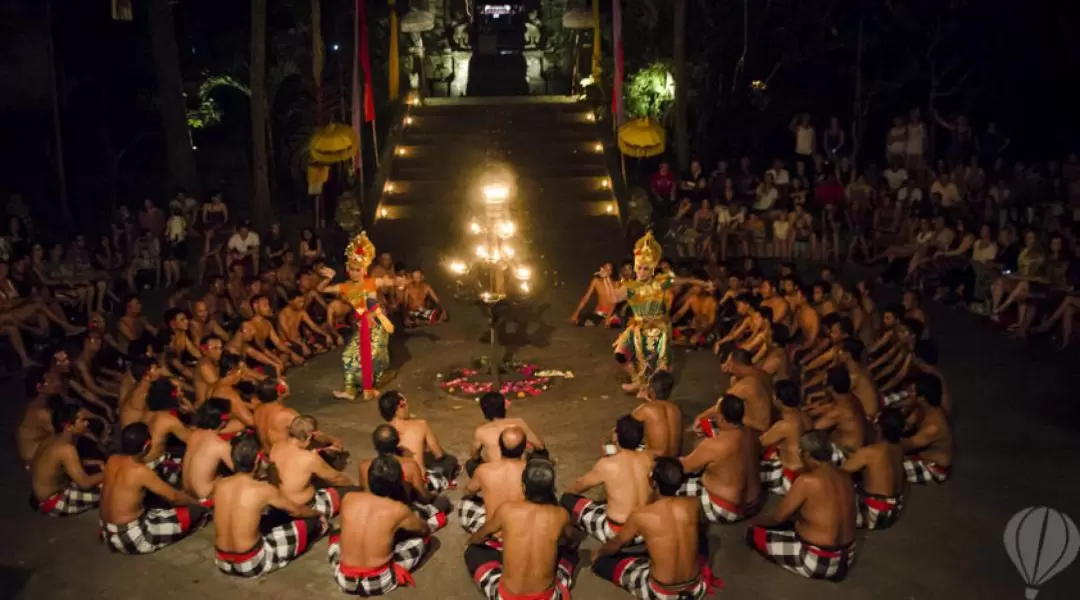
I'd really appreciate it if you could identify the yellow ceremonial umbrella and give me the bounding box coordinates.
[617,118,666,182]
[309,123,360,164]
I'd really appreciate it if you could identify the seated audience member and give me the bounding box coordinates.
[460,427,529,534]
[328,457,433,596]
[559,416,653,544]
[746,431,857,581]
[678,395,763,524]
[901,375,953,484]
[29,403,104,516]
[379,391,459,492]
[213,436,327,577]
[842,408,907,530]
[593,457,721,600]
[465,459,581,600]
[268,415,355,519]
[100,423,208,554]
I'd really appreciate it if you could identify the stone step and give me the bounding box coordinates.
[388,161,609,183]
[401,127,599,145]
[389,144,605,172]
[412,99,589,116]
[402,111,598,133]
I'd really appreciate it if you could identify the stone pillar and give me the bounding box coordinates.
[450,51,471,97]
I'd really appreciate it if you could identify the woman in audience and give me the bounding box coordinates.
[990,228,1046,321]
[163,205,188,288]
[263,222,289,268]
[126,228,162,291]
[198,190,229,284]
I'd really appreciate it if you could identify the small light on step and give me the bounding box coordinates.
[379,207,389,218]
[585,112,596,122]
[396,147,407,157]
[404,116,414,126]
[593,143,603,153]
[600,178,611,189]
[605,203,616,214]
[384,182,396,193]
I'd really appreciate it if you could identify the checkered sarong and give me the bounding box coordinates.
[856,492,904,530]
[146,452,183,488]
[426,469,454,494]
[469,545,575,600]
[561,494,643,545]
[214,515,326,578]
[903,456,950,484]
[31,483,100,517]
[412,501,448,532]
[458,496,487,534]
[101,505,208,554]
[759,447,802,495]
[309,487,343,519]
[746,525,855,581]
[829,443,850,467]
[328,532,429,595]
[594,554,709,600]
[676,474,762,524]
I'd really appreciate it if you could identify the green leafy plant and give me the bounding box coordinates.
[626,61,675,121]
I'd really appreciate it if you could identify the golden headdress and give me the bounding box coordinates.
[345,230,376,272]
[633,230,662,271]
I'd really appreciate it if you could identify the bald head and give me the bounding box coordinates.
[287,415,317,442]
[498,426,527,459]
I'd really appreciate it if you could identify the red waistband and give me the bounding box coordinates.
[497,582,559,600]
[338,561,416,587]
[801,539,853,559]
[706,490,762,516]
[649,575,703,595]
[915,456,951,474]
[863,494,901,511]
[37,491,64,513]
[215,543,263,563]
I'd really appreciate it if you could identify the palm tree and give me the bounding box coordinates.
[147,0,200,194]
[250,0,272,229]
[673,0,688,170]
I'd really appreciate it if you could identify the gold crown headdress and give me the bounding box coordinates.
[633,230,662,271]
[345,230,376,272]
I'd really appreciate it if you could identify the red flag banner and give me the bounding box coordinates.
[612,0,624,125]
[359,0,375,122]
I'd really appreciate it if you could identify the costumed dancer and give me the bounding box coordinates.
[612,231,712,393]
[317,231,397,401]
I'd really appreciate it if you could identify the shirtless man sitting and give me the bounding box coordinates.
[746,431,856,581]
[694,350,774,434]
[28,403,104,516]
[100,423,208,554]
[182,401,235,503]
[759,338,793,381]
[679,395,763,524]
[225,320,283,378]
[253,378,345,465]
[570,261,623,327]
[460,427,529,534]
[842,407,906,529]
[18,370,73,468]
[189,300,231,351]
[277,292,334,358]
[212,436,327,577]
[143,379,193,486]
[671,282,718,348]
[559,415,653,544]
[357,425,449,532]
[194,334,225,407]
[836,338,881,418]
[759,278,794,342]
[328,457,433,595]
[870,318,920,393]
[465,459,581,600]
[268,415,354,519]
[788,284,824,363]
[901,374,953,484]
[467,392,547,477]
[248,294,305,370]
[204,353,259,438]
[759,380,812,495]
[593,457,719,600]
[805,367,869,466]
[631,371,683,457]
[378,391,459,493]
[402,268,449,327]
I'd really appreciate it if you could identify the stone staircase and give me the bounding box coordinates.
[369,97,624,303]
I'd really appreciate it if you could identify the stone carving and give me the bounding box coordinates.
[524,10,542,49]
[451,13,471,50]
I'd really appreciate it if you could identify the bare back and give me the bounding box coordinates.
[474,459,526,516]
[213,474,280,552]
[337,492,421,569]
[253,403,298,450]
[595,451,654,523]
[632,401,683,457]
[789,466,855,548]
[183,429,232,499]
[495,501,571,597]
[728,374,774,432]
[632,497,702,585]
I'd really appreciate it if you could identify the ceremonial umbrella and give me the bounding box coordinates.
[309,123,360,164]
[617,118,666,181]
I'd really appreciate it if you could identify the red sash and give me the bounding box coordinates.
[339,561,416,588]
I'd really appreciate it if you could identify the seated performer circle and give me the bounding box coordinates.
[99,423,209,554]
[593,457,721,600]
[559,415,653,545]
[212,436,328,578]
[746,431,857,581]
[459,426,529,534]
[465,459,581,600]
[328,456,433,596]
[28,402,104,516]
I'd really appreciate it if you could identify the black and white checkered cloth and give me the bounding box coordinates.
[759,447,801,495]
[32,483,100,517]
[146,453,183,488]
[903,456,950,484]
[676,474,705,498]
[470,545,575,600]
[746,524,855,581]
[856,492,905,530]
[214,515,326,578]
[425,469,453,494]
[328,532,429,595]
[678,474,760,524]
[562,494,643,544]
[458,496,487,534]
[882,390,909,407]
[594,554,709,600]
[829,443,850,467]
[309,487,343,519]
[100,505,208,554]
[412,501,448,532]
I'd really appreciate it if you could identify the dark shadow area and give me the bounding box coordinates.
[467,54,529,96]
[0,565,33,599]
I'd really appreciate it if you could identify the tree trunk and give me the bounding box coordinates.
[45,0,71,224]
[850,9,864,171]
[673,0,689,170]
[147,0,199,195]
[250,0,273,229]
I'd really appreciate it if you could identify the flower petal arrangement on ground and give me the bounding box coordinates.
[437,356,574,399]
